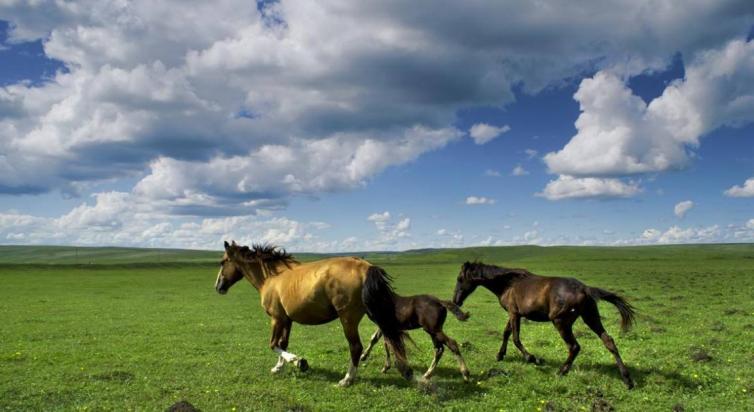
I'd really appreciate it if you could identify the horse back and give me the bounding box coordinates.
[269,256,371,324]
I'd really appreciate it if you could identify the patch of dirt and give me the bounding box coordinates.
[672,404,685,412]
[166,400,200,412]
[710,321,726,332]
[723,308,745,316]
[689,346,713,363]
[91,370,135,382]
[592,398,614,412]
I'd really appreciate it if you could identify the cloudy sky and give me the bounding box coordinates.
[1,1,753,252]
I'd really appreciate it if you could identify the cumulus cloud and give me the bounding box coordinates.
[465,196,496,205]
[538,176,641,200]
[724,177,754,197]
[0,192,332,250]
[469,123,510,145]
[674,200,694,218]
[367,211,411,245]
[546,40,754,177]
[640,225,720,244]
[511,165,529,176]
[0,0,751,212]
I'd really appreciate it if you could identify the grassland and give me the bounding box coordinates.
[1,244,753,411]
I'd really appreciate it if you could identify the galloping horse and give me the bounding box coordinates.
[452,262,636,389]
[214,241,413,386]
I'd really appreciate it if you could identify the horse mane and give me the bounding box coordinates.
[237,243,298,270]
[463,261,531,282]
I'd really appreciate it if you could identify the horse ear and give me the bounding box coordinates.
[231,240,237,246]
[224,240,230,250]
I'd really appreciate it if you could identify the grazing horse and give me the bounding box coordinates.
[360,294,471,382]
[214,241,414,386]
[452,262,636,389]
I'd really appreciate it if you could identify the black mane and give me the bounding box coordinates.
[463,261,531,281]
[238,243,297,267]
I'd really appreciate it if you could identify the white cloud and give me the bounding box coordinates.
[511,165,529,176]
[0,0,750,210]
[538,176,641,200]
[367,211,411,245]
[674,200,694,218]
[469,123,510,145]
[724,177,754,197]
[484,169,501,177]
[524,149,538,159]
[544,39,754,179]
[748,219,754,230]
[465,196,496,205]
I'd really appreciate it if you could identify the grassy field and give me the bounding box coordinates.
[1,244,753,411]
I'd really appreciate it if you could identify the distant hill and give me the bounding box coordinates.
[0,243,752,266]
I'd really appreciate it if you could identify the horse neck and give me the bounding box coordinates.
[238,261,267,290]
[477,266,521,296]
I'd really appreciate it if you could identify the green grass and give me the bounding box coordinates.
[1,245,753,411]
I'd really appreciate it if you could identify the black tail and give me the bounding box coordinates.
[588,287,636,332]
[362,266,413,379]
[440,300,470,321]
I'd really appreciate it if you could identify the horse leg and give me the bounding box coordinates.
[381,341,392,373]
[435,331,470,382]
[496,319,513,361]
[360,329,382,363]
[510,313,538,364]
[422,335,445,381]
[337,314,364,387]
[582,302,634,389]
[553,317,580,376]
[269,317,308,373]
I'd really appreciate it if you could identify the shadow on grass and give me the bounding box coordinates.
[500,355,696,389]
[273,365,485,399]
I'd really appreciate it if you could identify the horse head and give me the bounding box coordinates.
[215,240,245,295]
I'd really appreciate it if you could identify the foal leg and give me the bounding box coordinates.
[422,335,444,380]
[337,314,364,387]
[496,319,513,361]
[381,341,392,373]
[582,303,634,389]
[510,313,538,364]
[553,317,580,376]
[359,329,382,363]
[436,331,470,382]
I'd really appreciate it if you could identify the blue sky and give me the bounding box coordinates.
[0,1,753,251]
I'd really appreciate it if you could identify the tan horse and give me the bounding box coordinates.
[214,241,413,386]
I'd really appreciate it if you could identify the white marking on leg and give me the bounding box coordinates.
[273,347,299,363]
[338,364,358,387]
[271,356,286,373]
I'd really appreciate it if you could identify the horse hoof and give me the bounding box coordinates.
[496,353,505,362]
[359,355,368,363]
[625,379,635,390]
[296,358,309,372]
[337,378,353,387]
[271,365,284,374]
[526,355,540,365]
[381,366,391,374]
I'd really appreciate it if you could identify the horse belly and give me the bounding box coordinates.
[285,298,338,325]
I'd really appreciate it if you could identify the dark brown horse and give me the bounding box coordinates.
[359,294,471,382]
[452,262,636,389]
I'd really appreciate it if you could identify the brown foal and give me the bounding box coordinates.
[360,294,471,382]
[452,261,636,389]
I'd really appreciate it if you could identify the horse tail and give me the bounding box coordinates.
[362,266,413,380]
[587,287,636,332]
[439,300,470,321]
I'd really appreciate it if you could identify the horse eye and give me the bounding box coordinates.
[219,260,225,266]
